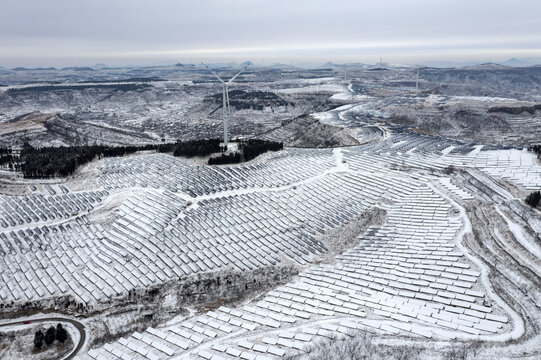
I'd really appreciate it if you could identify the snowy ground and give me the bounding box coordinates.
[1,66,541,359]
[1,127,540,359]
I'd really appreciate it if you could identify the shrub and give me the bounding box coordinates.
[443,346,467,360]
[300,332,375,360]
[443,165,456,175]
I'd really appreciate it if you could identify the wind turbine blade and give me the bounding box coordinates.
[226,64,249,85]
[225,85,231,115]
[201,62,225,84]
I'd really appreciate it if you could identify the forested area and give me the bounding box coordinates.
[0,147,14,166]
[241,139,283,161]
[172,138,221,157]
[0,138,282,178]
[2,139,223,178]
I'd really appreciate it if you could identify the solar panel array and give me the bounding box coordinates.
[0,133,532,358]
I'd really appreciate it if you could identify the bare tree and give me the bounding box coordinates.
[444,346,467,360]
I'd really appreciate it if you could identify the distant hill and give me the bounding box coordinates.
[422,58,541,68]
[461,63,512,70]
[61,67,95,71]
[12,67,57,71]
[502,57,541,67]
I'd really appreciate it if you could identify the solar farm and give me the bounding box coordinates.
[1,63,541,360]
[1,117,540,359]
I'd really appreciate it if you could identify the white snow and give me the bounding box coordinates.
[496,206,541,269]
[275,83,345,94]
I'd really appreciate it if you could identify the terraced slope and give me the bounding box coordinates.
[1,128,540,359]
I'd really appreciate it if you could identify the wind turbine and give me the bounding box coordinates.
[201,62,249,148]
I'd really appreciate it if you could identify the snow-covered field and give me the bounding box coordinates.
[1,124,540,358]
[1,66,541,359]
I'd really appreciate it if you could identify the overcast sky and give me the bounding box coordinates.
[1,0,541,67]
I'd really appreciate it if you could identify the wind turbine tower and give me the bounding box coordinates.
[202,62,249,148]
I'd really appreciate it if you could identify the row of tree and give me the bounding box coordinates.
[19,145,122,178]
[2,138,282,178]
[5,139,223,178]
[171,138,221,157]
[0,154,15,165]
[33,323,68,350]
[240,139,283,161]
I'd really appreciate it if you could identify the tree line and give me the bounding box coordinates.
[0,147,18,168]
[171,138,221,157]
[18,145,155,178]
[0,139,221,178]
[33,323,68,350]
[1,138,282,178]
[241,139,283,161]
[0,154,15,166]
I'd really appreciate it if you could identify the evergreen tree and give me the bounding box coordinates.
[11,139,282,178]
[44,326,56,346]
[33,330,44,349]
[525,191,540,207]
[56,323,68,343]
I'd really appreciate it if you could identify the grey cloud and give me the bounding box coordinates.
[1,0,540,66]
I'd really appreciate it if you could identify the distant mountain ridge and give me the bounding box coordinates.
[421,57,541,68]
[12,67,57,71]
[2,58,541,74]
